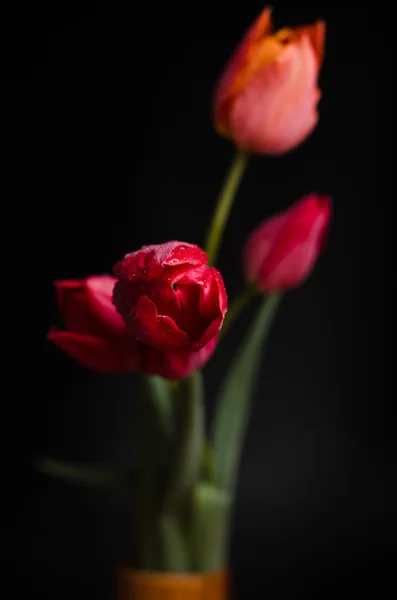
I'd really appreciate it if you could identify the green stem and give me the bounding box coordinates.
[144,375,174,439]
[138,376,175,569]
[139,388,160,569]
[220,285,257,340]
[204,149,249,265]
[161,372,204,516]
[201,441,219,484]
[152,372,205,572]
[159,515,190,572]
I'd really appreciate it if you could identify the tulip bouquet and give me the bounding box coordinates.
[41,7,331,598]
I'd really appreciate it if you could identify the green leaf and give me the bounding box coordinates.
[159,515,190,572]
[161,370,205,515]
[211,292,282,493]
[189,482,231,572]
[36,455,137,488]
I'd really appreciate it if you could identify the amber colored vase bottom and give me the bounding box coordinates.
[117,566,228,600]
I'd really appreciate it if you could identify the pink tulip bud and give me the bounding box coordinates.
[244,193,331,292]
[214,7,326,155]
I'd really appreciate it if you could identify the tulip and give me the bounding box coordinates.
[48,276,137,373]
[113,241,227,353]
[48,275,218,379]
[244,193,331,291]
[140,335,218,380]
[214,7,325,155]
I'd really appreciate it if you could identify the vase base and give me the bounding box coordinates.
[117,566,228,600]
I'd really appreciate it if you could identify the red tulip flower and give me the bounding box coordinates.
[244,193,331,292]
[48,276,136,373]
[48,275,218,379]
[140,335,218,381]
[214,7,325,155]
[113,241,228,353]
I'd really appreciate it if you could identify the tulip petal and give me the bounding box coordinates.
[295,20,326,66]
[113,249,163,282]
[245,193,331,291]
[231,34,319,154]
[84,275,126,336]
[214,7,273,134]
[162,243,208,268]
[114,242,208,285]
[145,279,181,322]
[48,327,138,373]
[54,280,102,335]
[174,267,226,344]
[215,270,228,316]
[140,336,218,380]
[54,279,84,320]
[174,266,224,316]
[178,267,227,318]
[158,243,209,284]
[173,282,201,336]
[191,317,224,352]
[244,213,289,282]
[261,195,331,289]
[134,294,190,352]
[195,270,219,318]
[159,336,218,379]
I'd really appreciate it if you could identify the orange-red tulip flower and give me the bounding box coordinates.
[214,7,325,155]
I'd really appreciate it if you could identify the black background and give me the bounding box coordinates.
[3,1,392,598]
